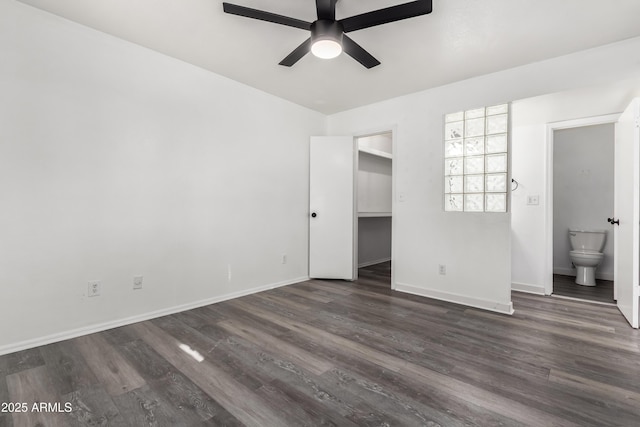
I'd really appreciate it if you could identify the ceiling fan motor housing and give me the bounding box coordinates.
[311,20,344,46]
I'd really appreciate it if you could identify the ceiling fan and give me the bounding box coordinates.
[222,0,433,69]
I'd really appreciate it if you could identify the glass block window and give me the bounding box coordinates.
[444,104,509,212]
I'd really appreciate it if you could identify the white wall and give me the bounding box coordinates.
[0,0,325,354]
[553,124,614,279]
[358,218,392,267]
[511,79,640,294]
[329,38,640,314]
[358,152,392,213]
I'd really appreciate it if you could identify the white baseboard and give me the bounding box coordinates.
[393,282,514,315]
[553,267,575,276]
[358,257,391,268]
[512,282,546,295]
[550,294,616,306]
[598,272,614,281]
[553,267,614,281]
[0,276,309,357]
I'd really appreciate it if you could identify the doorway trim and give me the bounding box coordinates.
[544,113,621,295]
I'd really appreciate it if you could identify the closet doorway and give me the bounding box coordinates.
[356,132,393,283]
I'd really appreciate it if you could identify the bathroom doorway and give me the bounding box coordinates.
[551,123,615,304]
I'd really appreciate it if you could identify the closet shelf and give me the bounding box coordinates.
[358,146,392,159]
[358,212,392,217]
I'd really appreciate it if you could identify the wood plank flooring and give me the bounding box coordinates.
[2,262,640,426]
[553,274,615,304]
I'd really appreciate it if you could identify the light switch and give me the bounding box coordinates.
[527,195,539,205]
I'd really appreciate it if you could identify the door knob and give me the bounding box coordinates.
[311,212,317,218]
[608,217,620,225]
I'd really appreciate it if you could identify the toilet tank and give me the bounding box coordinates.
[568,229,607,252]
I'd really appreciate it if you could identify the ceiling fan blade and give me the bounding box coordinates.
[316,0,337,20]
[342,35,380,69]
[340,0,432,33]
[223,3,311,30]
[279,38,312,67]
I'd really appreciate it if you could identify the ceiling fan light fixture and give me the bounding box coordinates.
[310,20,344,59]
[311,39,342,59]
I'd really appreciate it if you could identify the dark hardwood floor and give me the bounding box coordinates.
[553,274,615,304]
[2,262,640,426]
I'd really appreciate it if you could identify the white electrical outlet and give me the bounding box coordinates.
[133,275,143,290]
[282,254,287,264]
[438,264,446,275]
[88,280,101,297]
[227,264,232,282]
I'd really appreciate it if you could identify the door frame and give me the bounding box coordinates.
[353,126,397,285]
[544,114,621,296]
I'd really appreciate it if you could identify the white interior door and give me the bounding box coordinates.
[614,98,640,328]
[309,136,356,280]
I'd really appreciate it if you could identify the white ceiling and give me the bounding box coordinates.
[17,0,640,114]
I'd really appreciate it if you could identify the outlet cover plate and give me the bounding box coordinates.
[88,280,101,297]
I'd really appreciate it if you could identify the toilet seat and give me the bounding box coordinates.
[569,249,602,255]
[569,250,603,265]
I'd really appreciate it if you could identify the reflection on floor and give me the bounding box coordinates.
[357,261,391,286]
[553,274,615,304]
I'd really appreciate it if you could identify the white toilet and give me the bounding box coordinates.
[568,229,607,286]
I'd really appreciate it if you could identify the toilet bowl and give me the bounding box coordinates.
[568,229,606,286]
